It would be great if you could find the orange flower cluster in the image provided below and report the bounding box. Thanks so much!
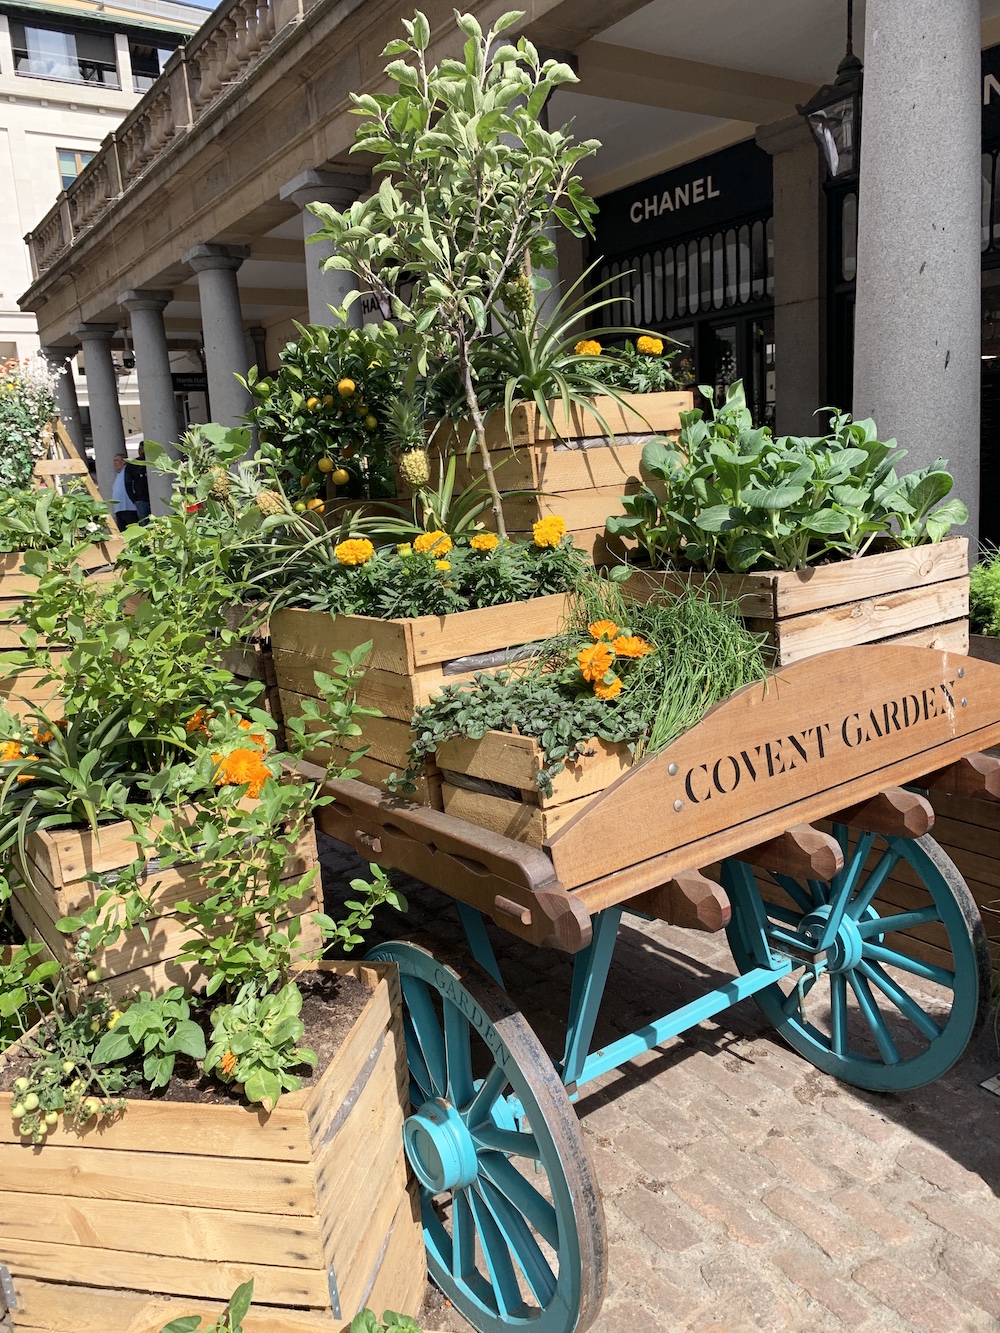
[0,740,23,763]
[470,532,499,553]
[576,620,654,702]
[414,530,452,556]
[532,516,567,548]
[212,747,272,799]
[220,1049,238,1077]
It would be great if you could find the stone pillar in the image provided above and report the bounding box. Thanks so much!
[853,0,981,540]
[119,289,182,514]
[247,325,268,375]
[757,115,825,436]
[40,346,85,455]
[279,170,368,326]
[181,244,252,427]
[70,323,125,502]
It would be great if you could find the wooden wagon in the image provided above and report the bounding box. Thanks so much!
[307,643,1000,1333]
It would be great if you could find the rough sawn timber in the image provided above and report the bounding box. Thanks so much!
[0,963,424,1333]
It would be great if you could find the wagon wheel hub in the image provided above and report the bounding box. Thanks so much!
[405,1097,481,1192]
[798,904,864,972]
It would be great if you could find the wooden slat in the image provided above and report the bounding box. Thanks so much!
[433,390,691,451]
[765,577,969,664]
[0,1235,329,1307]
[436,731,632,806]
[441,782,597,847]
[269,609,413,673]
[279,693,415,768]
[500,483,645,534]
[407,594,570,668]
[549,645,1000,895]
[769,538,968,617]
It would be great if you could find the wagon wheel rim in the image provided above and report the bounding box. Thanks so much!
[366,939,607,1333]
[722,831,990,1091]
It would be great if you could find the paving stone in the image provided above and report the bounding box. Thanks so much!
[614,1122,688,1181]
[671,1173,777,1247]
[762,1186,869,1260]
[772,1249,870,1325]
[699,1253,805,1333]
[821,1094,897,1144]
[756,1135,836,1192]
[614,1183,703,1253]
[910,1193,1000,1250]
[896,1142,990,1196]
[832,1186,914,1243]
[686,1134,778,1197]
[853,1257,966,1333]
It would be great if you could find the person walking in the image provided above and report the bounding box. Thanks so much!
[111,453,139,530]
[126,442,151,524]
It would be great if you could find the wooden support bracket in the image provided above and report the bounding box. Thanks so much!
[736,823,844,881]
[920,752,1000,803]
[628,869,731,933]
[830,786,934,838]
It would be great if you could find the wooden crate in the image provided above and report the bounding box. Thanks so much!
[438,730,633,849]
[0,961,426,1333]
[630,539,969,665]
[270,594,572,809]
[10,818,322,1000]
[424,391,692,561]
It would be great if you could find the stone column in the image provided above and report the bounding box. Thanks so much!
[181,243,252,427]
[119,289,182,515]
[40,346,85,455]
[70,323,125,502]
[757,115,824,436]
[853,0,981,540]
[247,325,268,375]
[279,170,368,326]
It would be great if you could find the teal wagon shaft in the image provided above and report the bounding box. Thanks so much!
[309,645,1000,1333]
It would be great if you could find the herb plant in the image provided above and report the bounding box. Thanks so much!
[160,1280,255,1333]
[607,380,968,572]
[91,987,207,1089]
[203,980,315,1111]
[307,9,599,536]
[0,942,59,1051]
[970,550,1000,637]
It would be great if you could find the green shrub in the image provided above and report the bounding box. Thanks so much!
[0,355,59,491]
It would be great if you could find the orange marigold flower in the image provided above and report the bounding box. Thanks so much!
[414,530,452,556]
[636,335,664,356]
[613,634,653,658]
[31,726,54,744]
[0,741,23,763]
[532,515,568,548]
[220,1049,238,1077]
[470,532,499,552]
[574,339,602,356]
[212,747,272,799]
[435,559,451,572]
[577,642,613,684]
[594,676,623,700]
[588,619,621,641]
[185,708,212,735]
[335,538,375,566]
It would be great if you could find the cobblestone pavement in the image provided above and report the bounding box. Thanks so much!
[319,838,1000,1333]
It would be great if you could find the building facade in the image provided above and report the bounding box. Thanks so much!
[0,0,201,441]
[11,0,995,535]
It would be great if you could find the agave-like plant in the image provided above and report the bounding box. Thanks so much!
[473,264,675,449]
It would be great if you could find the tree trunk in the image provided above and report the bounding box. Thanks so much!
[458,336,507,540]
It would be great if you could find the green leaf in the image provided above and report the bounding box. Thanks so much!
[227,1279,255,1327]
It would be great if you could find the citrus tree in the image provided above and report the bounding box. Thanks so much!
[306,9,599,537]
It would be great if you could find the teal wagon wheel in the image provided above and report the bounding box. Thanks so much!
[722,830,990,1092]
[366,939,607,1333]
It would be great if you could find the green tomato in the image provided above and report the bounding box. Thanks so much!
[86,968,102,983]
[10,1103,25,1119]
[61,1060,75,1075]
[81,1097,101,1119]
[12,1076,29,1094]
[23,1093,39,1112]
[44,1110,59,1127]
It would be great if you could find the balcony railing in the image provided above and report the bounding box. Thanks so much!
[24,0,284,282]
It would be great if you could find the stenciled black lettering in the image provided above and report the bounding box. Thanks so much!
[787,731,810,766]
[712,755,741,795]
[842,713,862,748]
[883,699,902,733]
[939,679,957,710]
[866,709,884,741]
[901,694,921,727]
[740,749,758,781]
[684,765,712,803]
[815,722,831,758]
[764,741,786,777]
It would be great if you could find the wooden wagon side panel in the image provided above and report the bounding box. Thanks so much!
[547,645,1000,899]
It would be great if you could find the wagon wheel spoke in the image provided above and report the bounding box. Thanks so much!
[723,832,990,1091]
[367,939,607,1333]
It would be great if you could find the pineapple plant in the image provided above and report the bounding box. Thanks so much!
[388,395,430,491]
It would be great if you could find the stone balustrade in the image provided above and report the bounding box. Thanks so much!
[25,0,282,279]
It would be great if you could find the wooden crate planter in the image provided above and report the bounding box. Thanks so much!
[438,730,633,849]
[9,818,322,1001]
[427,391,692,561]
[0,960,426,1333]
[270,594,572,808]
[630,538,969,666]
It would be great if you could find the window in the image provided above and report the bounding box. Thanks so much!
[9,19,118,87]
[57,148,96,190]
[128,40,175,93]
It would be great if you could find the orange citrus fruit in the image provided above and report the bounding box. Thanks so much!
[337,378,356,397]
[331,468,350,486]
[317,457,334,473]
